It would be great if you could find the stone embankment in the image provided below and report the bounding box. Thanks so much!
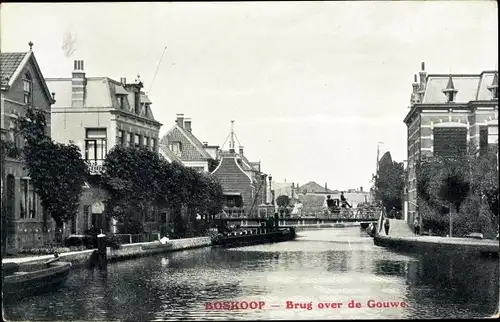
[374,217,499,257]
[3,237,212,268]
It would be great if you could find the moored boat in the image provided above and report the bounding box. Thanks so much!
[2,260,72,297]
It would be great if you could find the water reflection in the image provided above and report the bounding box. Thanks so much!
[3,228,498,320]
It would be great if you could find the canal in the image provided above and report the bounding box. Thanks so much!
[4,227,499,320]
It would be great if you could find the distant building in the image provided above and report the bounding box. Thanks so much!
[211,121,268,217]
[1,42,56,251]
[159,114,214,172]
[46,60,162,235]
[299,181,334,194]
[403,62,498,225]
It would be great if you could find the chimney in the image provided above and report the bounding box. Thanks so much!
[239,146,244,155]
[203,141,208,147]
[325,182,328,192]
[418,61,427,99]
[72,60,86,108]
[184,118,192,132]
[120,77,127,85]
[176,114,184,128]
[360,186,363,192]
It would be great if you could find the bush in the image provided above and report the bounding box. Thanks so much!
[107,235,122,249]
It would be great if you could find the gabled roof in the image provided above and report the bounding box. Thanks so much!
[299,181,333,193]
[1,51,55,104]
[211,154,254,188]
[160,124,212,161]
[158,144,183,163]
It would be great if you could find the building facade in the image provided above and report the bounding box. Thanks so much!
[403,62,498,226]
[211,130,269,218]
[159,114,214,172]
[46,60,162,235]
[1,43,56,252]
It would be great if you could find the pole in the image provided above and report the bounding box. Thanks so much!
[449,204,453,238]
[1,139,6,256]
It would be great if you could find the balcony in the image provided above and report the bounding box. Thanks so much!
[85,159,104,175]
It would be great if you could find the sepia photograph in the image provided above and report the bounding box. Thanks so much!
[1,1,498,321]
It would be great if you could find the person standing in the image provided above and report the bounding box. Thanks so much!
[384,217,390,235]
[414,216,420,236]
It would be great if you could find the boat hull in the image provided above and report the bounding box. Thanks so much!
[3,261,72,297]
[213,229,296,248]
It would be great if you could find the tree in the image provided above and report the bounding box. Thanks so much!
[276,195,291,216]
[374,152,404,212]
[102,145,166,234]
[19,107,89,243]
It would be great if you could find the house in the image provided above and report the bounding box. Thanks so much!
[211,122,269,217]
[45,60,162,236]
[1,42,56,252]
[299,181,333,194]
[403,62,498,225]
[159,114,215,172]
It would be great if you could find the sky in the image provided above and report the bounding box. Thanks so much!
[1,2,498,191]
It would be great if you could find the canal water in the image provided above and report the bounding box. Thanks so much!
[3,227,499,320]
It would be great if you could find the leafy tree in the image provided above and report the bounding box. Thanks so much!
[19,107,89,243]
[102,145,165,234]
[276,195,291,216]
[374,152,404,212]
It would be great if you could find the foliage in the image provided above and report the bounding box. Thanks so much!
[1,139,21,158]
[19,107,89,242]
[374,154,404,212]
[102,146,166,233]
[276,195,291,207]
[208,158,220,173]
[416,142,499,237]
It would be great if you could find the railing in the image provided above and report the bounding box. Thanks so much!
[85,159,104,175]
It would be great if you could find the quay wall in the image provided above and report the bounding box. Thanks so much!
[107,237,211,262]
[3,237,212,268]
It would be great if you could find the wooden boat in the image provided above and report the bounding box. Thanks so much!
[2,260,72,297]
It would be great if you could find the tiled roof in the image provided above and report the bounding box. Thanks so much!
[422,71,498,104]
[299,181,332,193]
[211,155,253,192]
[0,52,27,86]
[160,124,212,162]
[159,144,183,163]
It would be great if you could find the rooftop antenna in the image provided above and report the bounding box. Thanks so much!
[221,120,242,151]
[148,45,168,95]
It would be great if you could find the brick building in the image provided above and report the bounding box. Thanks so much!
[1,43,56,252]
[403,62,498,225]
[211,122,269,217]
[159,114,214,172]
[46,60,162,235]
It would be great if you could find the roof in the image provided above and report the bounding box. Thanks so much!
[1,52,26,86]
[299,181,333,193]
[46,77,159,123]
[159,144,183,163]
[160,124,212,162]
[211,155,254,190]
[1,51,55,104]
[422,71,498,104]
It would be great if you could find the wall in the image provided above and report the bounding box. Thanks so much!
[2,55,54,252]
[107,237,211,261]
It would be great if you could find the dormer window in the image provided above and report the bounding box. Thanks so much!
[23,72,32,104]
[488,72,498,100]
[442,75,458,103]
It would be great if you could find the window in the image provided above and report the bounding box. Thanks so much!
[85,128,107,161]
[20,179,28,219]
[134,134,140,147]
[169,141,182,155]
[479,126,488,157]
[23,73,32,105]
[117,130,126,147]
[119,96,125,109]
[433,127,467,157]
[143,136,149,148]
[28,182,36,219]
[83,205,91,231]
[128,133,134,146]
[151,138,157,151]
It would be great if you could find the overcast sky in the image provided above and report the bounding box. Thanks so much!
[1,2,497,191]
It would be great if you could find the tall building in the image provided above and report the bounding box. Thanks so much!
[403,62,498,225]
[46,60,162,235]
[1,42,56,251]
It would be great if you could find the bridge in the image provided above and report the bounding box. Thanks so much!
[221,216,379,229]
